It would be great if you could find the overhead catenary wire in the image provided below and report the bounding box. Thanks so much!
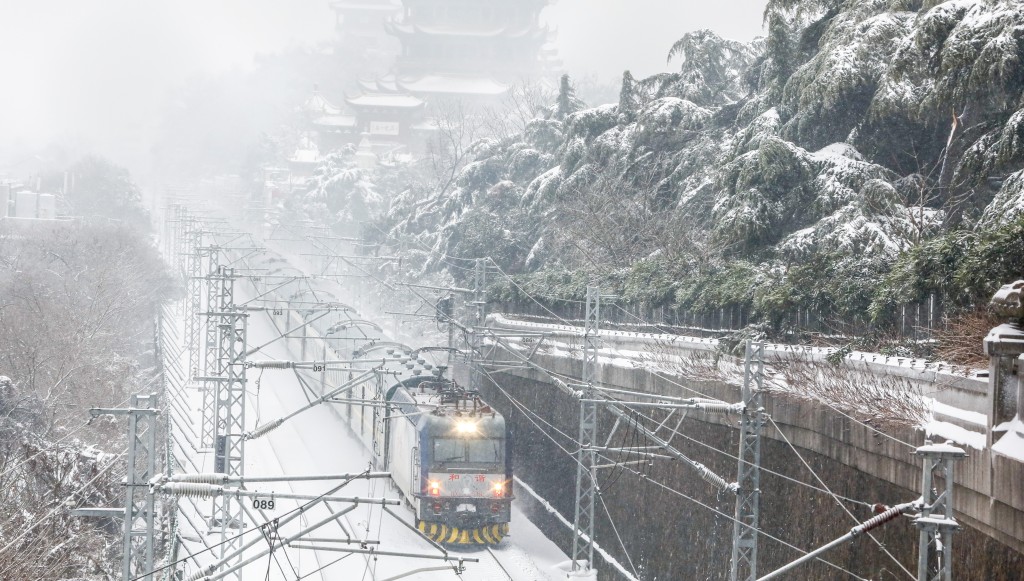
[295,552,354,580]
[230,221,915,579]
[615,461,873,581]
[484,263,919,451]
[485,353,877,510]
[264,225,888,577]
[480,353,907,577]
[478,367,871,581]
[237,228,886,479]
[609,395,877,510]
[767,416,916,580]
[595,302,920,450]
[131,470,377,581]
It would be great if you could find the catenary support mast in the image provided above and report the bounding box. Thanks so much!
[731,340,765,581]
[209,265,248,581]
[572,285,601,573]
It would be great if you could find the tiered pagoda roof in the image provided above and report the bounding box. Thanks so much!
[379,0,551,99]
[386,21,544,40]
[345,93,425,110]
[396,74,508,97]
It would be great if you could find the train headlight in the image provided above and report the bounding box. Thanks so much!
[428,480,441,496]
[455,420,478,435]
[492,481,505,497]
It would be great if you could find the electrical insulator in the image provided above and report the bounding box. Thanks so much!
[245,418,284,440]
[694,462,731,492]
[169,473,228,484]
[250,360,292,369]
[694,402,742,414]
[162,483,223,499]
[851,502,912,536]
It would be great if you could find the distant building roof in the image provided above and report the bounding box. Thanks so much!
[388,21,540,39]
[346,93,425,109]
[358,75,399,93]
[397,74,509,96]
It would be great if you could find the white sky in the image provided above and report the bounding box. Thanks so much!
[545,0,767,78]
[0,0,766,169]
[0,0,334,160]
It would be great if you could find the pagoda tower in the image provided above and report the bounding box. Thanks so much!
[382,0,553,100]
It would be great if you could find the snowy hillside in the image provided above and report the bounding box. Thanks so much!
[356,0,1024,335]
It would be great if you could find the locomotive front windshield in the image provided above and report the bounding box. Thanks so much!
[433,438,502,465]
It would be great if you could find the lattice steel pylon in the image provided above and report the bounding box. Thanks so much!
[915,442,965,581]
[163,204,178,266]
[126,394,159,581]
[88,394,160,581]
[572,285,601,573]
[730,340,765,581]
[200,245,222,449]
[184,227,203,374]
[174,207,190,278]
[210,265,248,580]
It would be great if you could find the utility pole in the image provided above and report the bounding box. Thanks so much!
[731,340,765,581]
[572,285,601,574]
[79,394,160,581]
[915,442,965,581]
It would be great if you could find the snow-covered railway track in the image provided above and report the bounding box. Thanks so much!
[479,547,514,580]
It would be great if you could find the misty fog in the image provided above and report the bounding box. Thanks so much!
[4,1,1024,579]
[0,0,765,184]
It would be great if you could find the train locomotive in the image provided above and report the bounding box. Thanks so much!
[384,375,513,546]
[240,245,513,546]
